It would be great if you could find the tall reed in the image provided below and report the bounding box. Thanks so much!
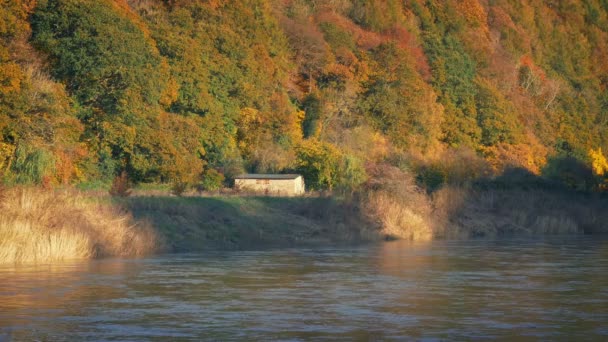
[362,165,434,241]
[0,187,158,264]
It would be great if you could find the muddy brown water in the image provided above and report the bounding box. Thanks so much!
[1,236,607,340]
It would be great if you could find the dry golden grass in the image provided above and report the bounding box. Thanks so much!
[2,175,602,264]
[364,191,433,241]
[0,187,158,264]
[362,164,434,241]
[359,164,605,242]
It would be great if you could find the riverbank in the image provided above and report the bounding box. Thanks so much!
[116,183,608,251]
[433,186,608,237]
[120,195,378,252]
[1,182,608,264]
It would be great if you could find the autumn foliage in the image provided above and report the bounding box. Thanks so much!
[0,0,607,193]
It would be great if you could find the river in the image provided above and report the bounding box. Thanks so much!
[1,236,607,340]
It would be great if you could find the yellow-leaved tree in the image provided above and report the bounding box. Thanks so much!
[589,147,608,190]
[589,148,608,176]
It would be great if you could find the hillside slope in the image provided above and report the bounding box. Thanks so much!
[1,0,607,191]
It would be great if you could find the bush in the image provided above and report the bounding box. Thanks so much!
[541,156,596,191]
[109,171,132,197]
[295,140,342,190]
[443,148,491,185]
[10,144,55,185]
[336,154,367,191]
[171,180,189,197]
[0,183,5,204]
[199,169,225,192]
[486,167,547,190]
[416,165,447,193]
[362,164,434,241]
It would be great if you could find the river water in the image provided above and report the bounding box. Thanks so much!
[1,236,607,341]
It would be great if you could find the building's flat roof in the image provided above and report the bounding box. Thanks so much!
[235,174,301,180]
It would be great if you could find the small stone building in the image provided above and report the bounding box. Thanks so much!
[234,174,305,196]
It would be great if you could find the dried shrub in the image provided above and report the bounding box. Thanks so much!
[41,175,53,190]
[0,183,6,204]
[362,164,434,241]
[171,180,189,197]
[109,171,132,197]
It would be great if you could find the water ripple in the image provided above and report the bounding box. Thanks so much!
[1,236,607,340]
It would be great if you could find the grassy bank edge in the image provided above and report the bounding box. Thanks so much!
[2,182,608,264]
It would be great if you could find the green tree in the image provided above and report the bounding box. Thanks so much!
[295,139,342,190]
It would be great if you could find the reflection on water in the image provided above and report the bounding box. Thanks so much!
[1,237,608,340]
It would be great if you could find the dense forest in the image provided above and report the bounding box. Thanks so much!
[1,0,608,192]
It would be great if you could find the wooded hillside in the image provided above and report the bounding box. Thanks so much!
[1,0,607,191]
